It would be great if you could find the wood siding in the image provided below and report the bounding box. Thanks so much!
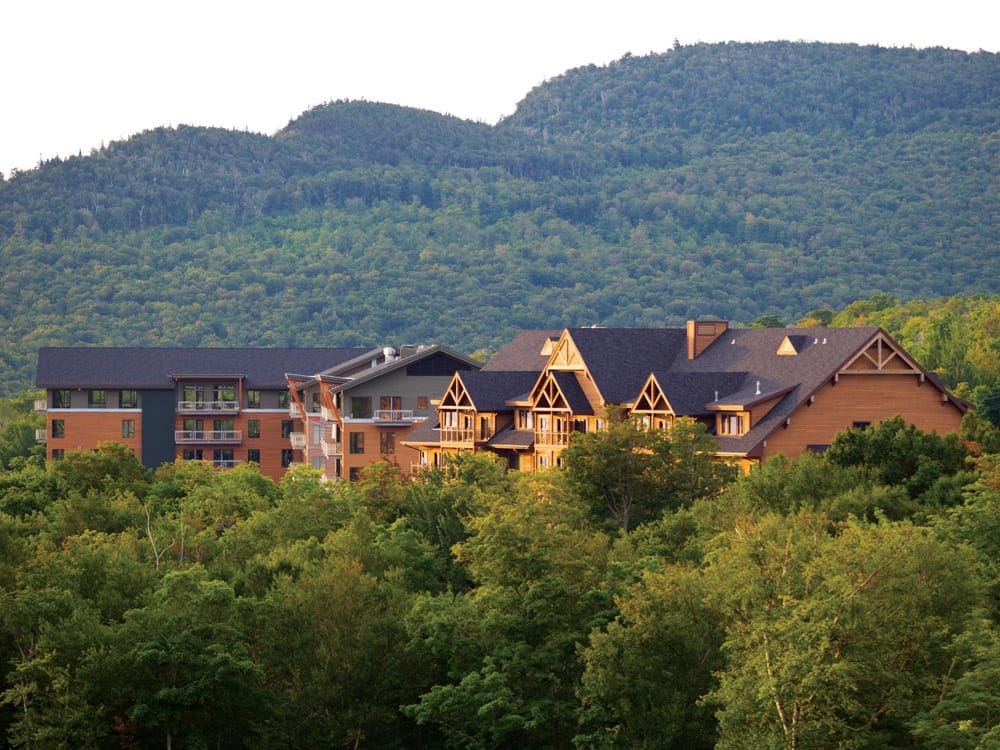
[761,373,964,460]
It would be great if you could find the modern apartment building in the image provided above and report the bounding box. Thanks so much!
[286,345,481,480]
[34,346,431,481]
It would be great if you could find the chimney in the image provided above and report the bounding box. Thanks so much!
[687,320,729,359]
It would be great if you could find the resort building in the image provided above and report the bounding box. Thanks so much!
[405,322,969,472]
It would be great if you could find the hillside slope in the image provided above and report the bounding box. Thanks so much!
[0,42,997,394]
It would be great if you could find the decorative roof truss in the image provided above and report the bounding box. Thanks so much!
[632,375,675,418]
[532,373,572,412]
[838,332,924,380]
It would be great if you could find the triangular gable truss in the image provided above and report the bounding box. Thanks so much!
[632,374,676,417]
[439,374,475,410]
[531,373,573,412]
[547,333,586,371]
[838,331,924,380]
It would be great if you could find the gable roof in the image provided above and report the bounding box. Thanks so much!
[36,347,370,390]
[456,371,540,412]
[482,330,561,372]
[565,328,687,404]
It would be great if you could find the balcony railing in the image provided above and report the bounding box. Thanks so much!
[177,400,240,414]
[212,460,243,470]
[321,439,342,457]
[289,403,303,418]
[373,409,415,424]
[35,428,47,443]
[439,427,475,445]
[34,399,47,412]
[174,430,243,444]
[289,432,306,448]
[534,429,571,447]
[321,405,337,422]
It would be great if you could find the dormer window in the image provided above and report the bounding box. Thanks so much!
[720,413,746,436]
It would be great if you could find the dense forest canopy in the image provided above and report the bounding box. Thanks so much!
[1,410,999,747]
[0,41,997,394]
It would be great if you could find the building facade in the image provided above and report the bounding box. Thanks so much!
[405,322,969,472]
[35,345,473,481]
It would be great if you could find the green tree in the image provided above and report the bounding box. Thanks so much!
[564,415,734,531]
[704,512,984,749]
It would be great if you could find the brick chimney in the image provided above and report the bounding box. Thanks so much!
[687,320,729,359]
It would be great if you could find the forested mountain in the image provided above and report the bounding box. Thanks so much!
[0,41,997,394]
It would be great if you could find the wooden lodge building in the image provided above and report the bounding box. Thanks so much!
[35,345,477,481]
[404,321,969,473]
[35,322,968,480]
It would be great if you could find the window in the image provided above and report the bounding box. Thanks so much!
[182,418,203,439]
[416,396,429,410]
[213,448,234,467]
[310,393,322,413]
[479,416,491,440]
[380,431,396,454]
[311,456,325,470]
[349,467,362,481]
[807,444,830,454]
[213,419,235,436]
[350,396,372,419]
[379,395,401,412]
[51,449,64,460]
[121,419,135,438]
[517,409,534,430]
[281,449,294,468]
[120,389,137,409]
[311,423,323,445]
[246,390,261,409]
[281,420,293,438]
[573,419,588,433]
[349,432,365,454]
[247,419,261,438]
[51,419,65,438]
[183,449,203,460]
[214,384,235,403]
[852,421,871,430]
[720,414,744,436]
[247,449,260,464]
[52,389,71,408]
[277,391,289,409]
[88,390,107,408]
[182,384,205,405]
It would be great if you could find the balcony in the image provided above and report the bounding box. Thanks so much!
[439,426,475,446]
[177,400,240,414]
[321,438,342,457]
[289,432,306,449]
[289,403,303,418]
[174,430,243,444]
[34,399,47,412]
[212,460,243,470]
[35,428,47,443]
[534,429,570,447]
[373,409,416,425]
[321,405,337,422]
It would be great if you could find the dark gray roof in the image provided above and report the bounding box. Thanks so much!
[400,414,439,445]
[459,371,540,412]
[551,371,594,415]
[566,328,687,404]
[487,424,535,449]
[36,347,370,390]
[650,371,749,415]
[482,330,561,372]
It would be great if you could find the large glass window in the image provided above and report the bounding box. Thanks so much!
[281,449,294,468]
[52,389,71,408]
[121,419,135,438]
[349,432,365,454]
[247,419,261,438]
[246,390,261,409]
[213,384,235,403]
[277,391,290,409]
[350,396,372,419]
[247,449,260,464]
[281,420,293,438]
[183,449,203,460]
[120,389,137,409]
[183,384,205,405]
[51,419,65,438]
[88,390,107,408]
[380,431,396,454]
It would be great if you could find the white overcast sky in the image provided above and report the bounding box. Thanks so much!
[2,0,997,177]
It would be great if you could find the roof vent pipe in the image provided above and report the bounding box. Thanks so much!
[756,380,761,395]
